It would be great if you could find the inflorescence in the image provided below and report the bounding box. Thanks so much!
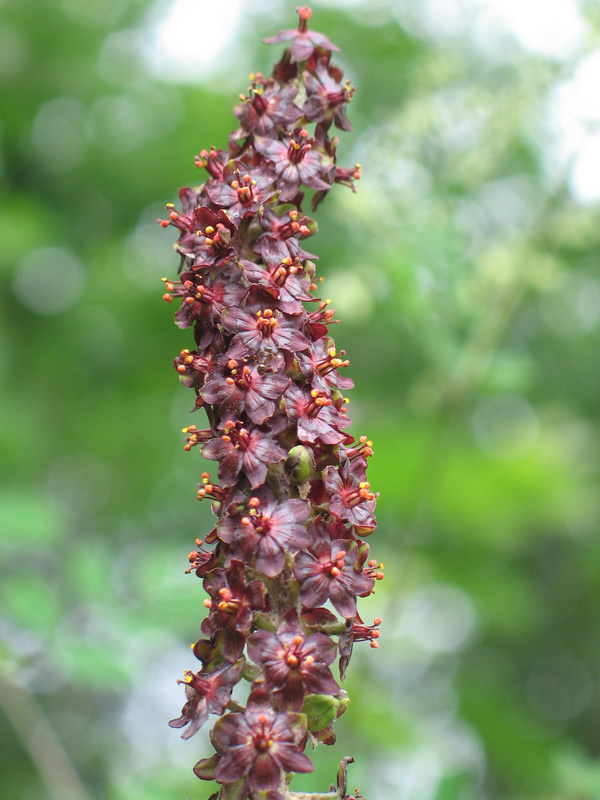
[160,8,381,799]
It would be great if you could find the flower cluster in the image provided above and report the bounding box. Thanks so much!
[160,8,382,799]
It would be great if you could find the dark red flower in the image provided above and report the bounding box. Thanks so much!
[240,256,315,315]
[284,383,351,445]
[296,337,354,392]
[247,610,339,710]
[212,689,313,792]
[263,6,339,63]
[166,266,246,348]
[217,495,310,577]
[254,206,316,263]
[303,61,354,132]
[178,207,239,272]
[202,420,288,488]
[202,561,267,661]
[255,129,331,202]
[338,615,382,681]
[293,520,374,618]
[169,660,244,739]
[323,453,377,534]
[206,161,277,221]
[201,357,290,425]
[222,305,311,363]
[195,146,229,181]
[233,77,303,139]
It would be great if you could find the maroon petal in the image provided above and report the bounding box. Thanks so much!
[256,543,285,578]
[302,662,339,695]
[273,743,314,774]
[328,581,357,619]
[262,29,295,45]
[248,752,281,792]
[293,551,321,581]
[289,36,315,62]
[215,745,255,784]
[299,574,330,609]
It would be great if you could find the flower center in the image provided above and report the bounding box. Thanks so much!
[253,713,274,751]
[287,129,312,164]
[200,223,228,252]
[326,550,347,577]
[225,360,253,391]
[305,388,331,418]
[231,172,256,205]
[344,481,375,508]
[256,308,279,337]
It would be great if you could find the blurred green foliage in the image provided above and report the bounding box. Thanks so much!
[2,1,600,799]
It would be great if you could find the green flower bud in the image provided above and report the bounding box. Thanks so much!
[286,444,316,483]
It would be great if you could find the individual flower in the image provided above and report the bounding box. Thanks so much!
[172,335,228,408]
[232,77,303,139]
[303,61,354,132]
[254,206,316,263]
[194,146,229,180]
[263,6,339,63]
[296,337,354,392]
[202,420,288,489]
[211,689,313,792]
[177,206,238,271]
[165,266,246,347]
[323,452,377,533]
[338,615,382,681]
[222,305,311,362]
[247,610,339,710]
[240,256,314,315]
[169,660,244,739]
[202,561,267,661]
[200,357,290,425]
[284,383,351,445]
[217,495,310,577]
[255,128,331,202]
[293,519,375,618]
[206,161,277,220]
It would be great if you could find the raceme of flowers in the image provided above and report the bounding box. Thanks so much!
[160,8,383,799]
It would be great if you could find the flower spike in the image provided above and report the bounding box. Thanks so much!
[160,8,379,799]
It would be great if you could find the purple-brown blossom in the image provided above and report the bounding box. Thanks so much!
[217,495,310,577]
[293,519,375,618]
[248,610,339,710]
[212,690,313,792]
[169,660,244,739]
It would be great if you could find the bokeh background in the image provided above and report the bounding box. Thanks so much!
[2,0,600,798]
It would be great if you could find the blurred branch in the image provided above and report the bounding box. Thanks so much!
[0,666,94,800]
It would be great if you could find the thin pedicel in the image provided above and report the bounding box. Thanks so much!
[159,8,382,799]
